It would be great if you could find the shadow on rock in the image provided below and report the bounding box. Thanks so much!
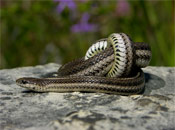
[21,90,43,93]
[143,73,165,95]
[21,90,47,97]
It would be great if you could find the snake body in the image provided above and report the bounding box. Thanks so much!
[16,33,151,95]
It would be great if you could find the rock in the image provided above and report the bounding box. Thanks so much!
[0,63,174,130]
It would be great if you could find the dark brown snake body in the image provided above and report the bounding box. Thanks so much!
[16,33,151,95]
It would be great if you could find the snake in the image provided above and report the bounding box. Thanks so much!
[16,33,152,95]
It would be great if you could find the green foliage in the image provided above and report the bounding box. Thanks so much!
[0,0,174,69]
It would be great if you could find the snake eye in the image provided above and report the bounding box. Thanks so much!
[21,80,29,84]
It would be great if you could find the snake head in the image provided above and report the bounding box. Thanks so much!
[16,77,41,91]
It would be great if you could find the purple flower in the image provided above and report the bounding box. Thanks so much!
[54,0,76,13]
[71,13,98,33]
[116,0,130,16]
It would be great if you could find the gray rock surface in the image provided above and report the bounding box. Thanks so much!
[0,63,174,130]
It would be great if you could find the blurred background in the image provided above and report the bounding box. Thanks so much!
[0,0,174,69]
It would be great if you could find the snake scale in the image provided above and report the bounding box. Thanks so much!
[16,33,152,95]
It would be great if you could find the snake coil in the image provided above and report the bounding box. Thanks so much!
[85,33,151,77]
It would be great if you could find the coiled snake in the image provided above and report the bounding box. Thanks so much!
[16,33,152,95]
